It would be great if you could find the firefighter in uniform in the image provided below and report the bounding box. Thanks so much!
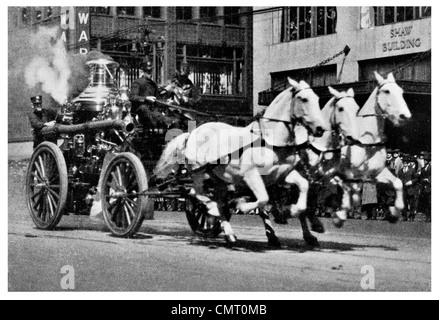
[172,59,201,107]
[129,61,170,128]
[28,95,62,149]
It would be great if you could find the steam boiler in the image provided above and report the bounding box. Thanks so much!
[26,58,146,235]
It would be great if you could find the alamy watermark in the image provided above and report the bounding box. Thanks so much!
[60,265,75,290]
[361,265,376,290]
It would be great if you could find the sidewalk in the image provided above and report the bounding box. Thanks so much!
[8,141,34,162]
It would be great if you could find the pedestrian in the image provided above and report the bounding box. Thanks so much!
[27,95,63,149]
[418,154,431,222]
[389,150,403,175]
[361,182,378,220]
[398,156,419,221]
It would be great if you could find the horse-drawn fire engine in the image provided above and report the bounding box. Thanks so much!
[25,58,218,238]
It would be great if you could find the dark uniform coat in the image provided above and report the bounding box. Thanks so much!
[398,165,418,196]
[28,108,61,149]
[129,75,173,128]
[172,72,201,107]
[129,76,158,111]
[398,164,419,218]
[418,162,431,216]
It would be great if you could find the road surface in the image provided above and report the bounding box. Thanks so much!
[9,160,431,291]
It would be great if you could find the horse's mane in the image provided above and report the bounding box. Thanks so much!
[270,88,292,107]
[321,97,335,126]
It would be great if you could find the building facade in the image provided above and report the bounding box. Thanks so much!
[254,6,431,152]
[9,6,253,142]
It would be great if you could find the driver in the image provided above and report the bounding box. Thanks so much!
[129,61,170,128]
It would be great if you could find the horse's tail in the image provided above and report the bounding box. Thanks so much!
[154,132,190,179]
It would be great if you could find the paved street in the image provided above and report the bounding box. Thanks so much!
[9,160,431,292]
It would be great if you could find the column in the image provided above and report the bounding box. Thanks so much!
[135,7,143,19]
[165,7,177,82]
[217,7,225,43]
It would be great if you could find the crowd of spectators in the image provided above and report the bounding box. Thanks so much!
[315,150,431,223]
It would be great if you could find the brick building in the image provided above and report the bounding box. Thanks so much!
[254,6,431,153]
[8,6,253,142]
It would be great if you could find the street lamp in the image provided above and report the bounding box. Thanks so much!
[154,36,166,84]
[130,39,138,56]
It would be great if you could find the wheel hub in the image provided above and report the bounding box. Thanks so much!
[112,191,127,198]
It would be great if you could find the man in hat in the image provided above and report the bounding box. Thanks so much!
[172,59,201,107]
[28,95,62,149]
[398,155,419,221]
[389,149,403,175]
[418,153,431,222]
[129,61,169,128]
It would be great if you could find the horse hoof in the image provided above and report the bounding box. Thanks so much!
[289,205,304,218]
[274,217,288,225]
[268,236,282,248]
[332,217,345,228]
[304,235,320,247]
[387,215,399,224]
[311,220,325,234]
[225,234,237,244]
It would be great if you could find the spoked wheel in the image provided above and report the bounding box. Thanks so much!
[101,153,149,238]
[26,142,68,230]
[185,196,232,238]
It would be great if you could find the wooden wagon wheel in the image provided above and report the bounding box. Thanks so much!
[101,153,149,238]
[26,142,68,230]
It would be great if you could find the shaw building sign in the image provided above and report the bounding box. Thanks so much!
[61,7,90,55]
[383,24,422,52]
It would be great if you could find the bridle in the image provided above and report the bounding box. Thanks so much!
[357,81,397,119]
[259,87,315,137]
[311,95,357,155]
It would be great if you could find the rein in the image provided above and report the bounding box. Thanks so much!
[257,87,313,146]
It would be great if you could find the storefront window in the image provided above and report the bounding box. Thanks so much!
[281,7,336,43]
[359,54,431,82]
[375,7,431,26]
[200,7,217,23]
[176,7,193,21]
[177,44,244,96]
[35,10,42,21]
[224,7,241,25]
[143,7,161,19]
[22,8,29,25]
[90,7,111,15]
[421,7,431,18]
[117,7,135,16]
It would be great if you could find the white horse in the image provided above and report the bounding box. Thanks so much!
[342,72,412,221]
[295,87,361,246]
[154,78,327,244]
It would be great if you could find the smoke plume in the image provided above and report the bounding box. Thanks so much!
[8,22,114,140]
[20,27,70,104]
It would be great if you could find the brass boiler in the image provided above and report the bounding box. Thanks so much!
[72,58,120,114]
